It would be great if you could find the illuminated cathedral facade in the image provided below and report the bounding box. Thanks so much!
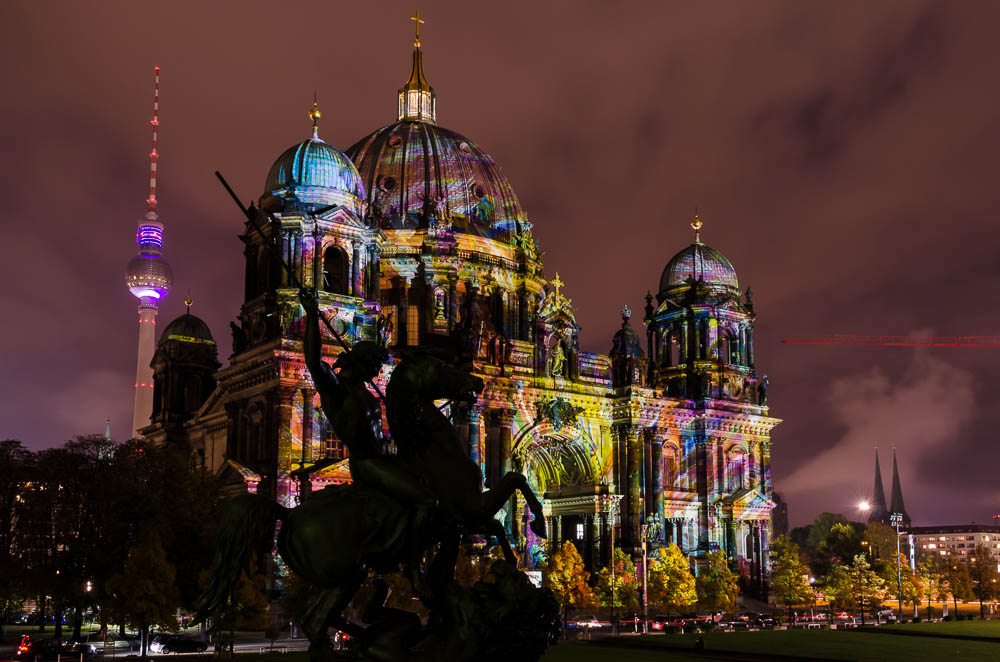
[140,28,780,592]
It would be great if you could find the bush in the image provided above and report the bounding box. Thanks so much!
[943,615,955,622]
[912,617,922,623]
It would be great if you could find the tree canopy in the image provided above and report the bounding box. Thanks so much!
[646,544,697,617]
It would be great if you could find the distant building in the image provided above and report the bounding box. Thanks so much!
[910,524,1000,571]
[868,447,910,528]
[771,492,789,536]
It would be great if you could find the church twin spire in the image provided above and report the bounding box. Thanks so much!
[869,446,910,527]
[398,11,436,123]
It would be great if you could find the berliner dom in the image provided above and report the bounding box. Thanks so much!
[138,19,780,597]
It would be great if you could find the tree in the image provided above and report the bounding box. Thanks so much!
[847,554,885,625]
[105,531,181,659]
[646,544,697,618]
[822,565,855,618]
[879,552,922,618]
[696,551,738,615]
[944,555,974,615]
[541,542,597,636]
[770,536,813,623]
[863,522,899,572]
[804,513,852,554]
[207,564,269,656]
[918,554,946,619]
[0,440,29,643]
[595,548,640,614]
[968,545,999,618]
[812,523,863,579]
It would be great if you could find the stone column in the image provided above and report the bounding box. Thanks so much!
[399,277,410,346]
[351,242,361,296]
[695,435,710,552]
[518,286,529,340]
[747,328,755,368]
[367,244,381,301]
[651,439,664,544]
[447,274,458,333]
[591,513,602,572]
[626,425,642,551]
[467,405,482,469]
[499,409,514,475]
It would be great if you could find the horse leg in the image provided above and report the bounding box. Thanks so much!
[480,472,547,539]
[300,572,366,662]
[482,518,517,565]
[427,526,461,596]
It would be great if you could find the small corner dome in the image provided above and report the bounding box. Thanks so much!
[159,313,215,346]
[659,242,739,294]
[265,136,365,210]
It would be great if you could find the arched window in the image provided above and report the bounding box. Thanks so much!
[698,320,708,360]
[670,331,681,366]
[245,248,259,300]
[727,450,746,492]
[256,247,271,295]
[663,447,679,490]
[323,245,349,295]
[718,331,730,364]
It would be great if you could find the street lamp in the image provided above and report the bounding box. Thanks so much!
[601,493,623,636]
[890,512,904,621]
[640,514,662,635]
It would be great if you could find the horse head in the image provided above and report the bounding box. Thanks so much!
[390,347,484,406]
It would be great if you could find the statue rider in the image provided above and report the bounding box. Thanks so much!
[299,289,437,589]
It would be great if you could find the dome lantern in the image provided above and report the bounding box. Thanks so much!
[264,98,365,212]
[658,214,740,295]
[398,11,436,123]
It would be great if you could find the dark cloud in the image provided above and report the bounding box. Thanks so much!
[1,0,997,527]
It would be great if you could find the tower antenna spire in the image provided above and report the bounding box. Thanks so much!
[147,66,160,214]
[126,65,173,439]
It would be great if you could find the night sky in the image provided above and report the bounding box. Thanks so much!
[2,1,998,527]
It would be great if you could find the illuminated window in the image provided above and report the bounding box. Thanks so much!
[576,523,584,540]
[407,305,420,346]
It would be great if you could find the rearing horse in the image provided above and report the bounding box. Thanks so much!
[386,348,547,563]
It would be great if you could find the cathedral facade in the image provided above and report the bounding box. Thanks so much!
[141,36,780,592]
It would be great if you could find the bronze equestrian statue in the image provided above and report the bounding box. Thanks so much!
[196,290,557,661]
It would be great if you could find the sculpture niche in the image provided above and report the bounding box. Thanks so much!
[196,290,558,661]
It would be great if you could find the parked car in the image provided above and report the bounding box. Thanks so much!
[149,635,208,654]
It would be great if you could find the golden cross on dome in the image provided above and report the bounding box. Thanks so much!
[410,10,425,48]
[308,93,321,134]
[184,296,193,314]
[550,273,564,295]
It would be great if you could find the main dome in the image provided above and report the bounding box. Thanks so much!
[265,135,365,210]
[346,121,528,236]
[659,242,739,294]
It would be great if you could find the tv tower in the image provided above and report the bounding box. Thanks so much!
[125,66,173,438]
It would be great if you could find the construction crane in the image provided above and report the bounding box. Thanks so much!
[782,334,1000,347]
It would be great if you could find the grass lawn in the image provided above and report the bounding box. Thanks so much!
[542,641,703,661]
[880,618,1000,638]
[611,627,1000,662]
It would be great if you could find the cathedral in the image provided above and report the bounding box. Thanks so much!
[138,25,781,594]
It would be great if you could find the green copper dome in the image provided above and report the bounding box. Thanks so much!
[265,136,365,210]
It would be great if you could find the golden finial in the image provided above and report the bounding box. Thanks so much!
[184,296,193,314]
[550,273,564,295]
[410,10,425,48]
[691,210,703,244]
[308,94,321,139]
